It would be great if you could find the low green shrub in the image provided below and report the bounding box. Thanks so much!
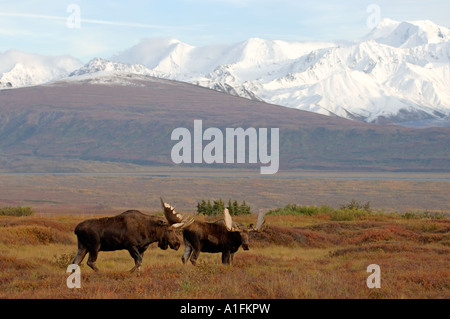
[329,199,374,221]
[267,204,333,216]
[401,211,447,220]
[340,199,372,212]
[330,208,374,221]
[0,206,34,217]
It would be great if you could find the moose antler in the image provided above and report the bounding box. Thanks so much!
[224,208,265,232]
[160,197,194,228]
[223,208,240,232]
[252,212,265,232]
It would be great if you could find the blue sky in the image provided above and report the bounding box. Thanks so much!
[0,0,449,61]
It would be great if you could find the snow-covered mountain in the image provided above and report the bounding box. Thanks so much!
[69,57,152,77]
[362,18,449,48]
[110,19,450,126]
[0,50,82,88]
[2,19,450,127]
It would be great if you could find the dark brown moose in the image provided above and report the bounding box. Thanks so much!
[161,199,264,266]
[72,205,193,274]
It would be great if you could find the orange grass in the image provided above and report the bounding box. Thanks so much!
[0,213,448,299]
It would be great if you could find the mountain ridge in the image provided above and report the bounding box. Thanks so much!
[0,74,449,173]
[1,19,449,127]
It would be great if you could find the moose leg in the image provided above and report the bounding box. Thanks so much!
[222,251,232,265]
[189,249,201,266]
[128,246,143,274]
[72,240,88,265]
[138,244,149,257]
[87,250,100,272]
[72,247,87,265]
[184,236,201,266]
[182,245,192,264]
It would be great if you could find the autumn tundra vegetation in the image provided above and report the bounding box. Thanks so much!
[0,199,449,299]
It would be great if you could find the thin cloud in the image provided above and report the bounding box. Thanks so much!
[0,12,183,30]
[0,12,66,21]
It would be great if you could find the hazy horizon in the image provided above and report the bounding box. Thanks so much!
[0,1,449,61]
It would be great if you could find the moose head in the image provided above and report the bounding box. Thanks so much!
[223,208,265,250]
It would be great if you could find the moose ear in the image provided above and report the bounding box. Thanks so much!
[157,220,167,226]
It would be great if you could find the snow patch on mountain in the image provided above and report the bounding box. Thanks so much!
[0,50,82,88]
[363,19,450,48]
[69,57,154,77]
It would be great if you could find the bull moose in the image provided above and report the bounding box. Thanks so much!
[72,204,193,274]
[161,198,264,265]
